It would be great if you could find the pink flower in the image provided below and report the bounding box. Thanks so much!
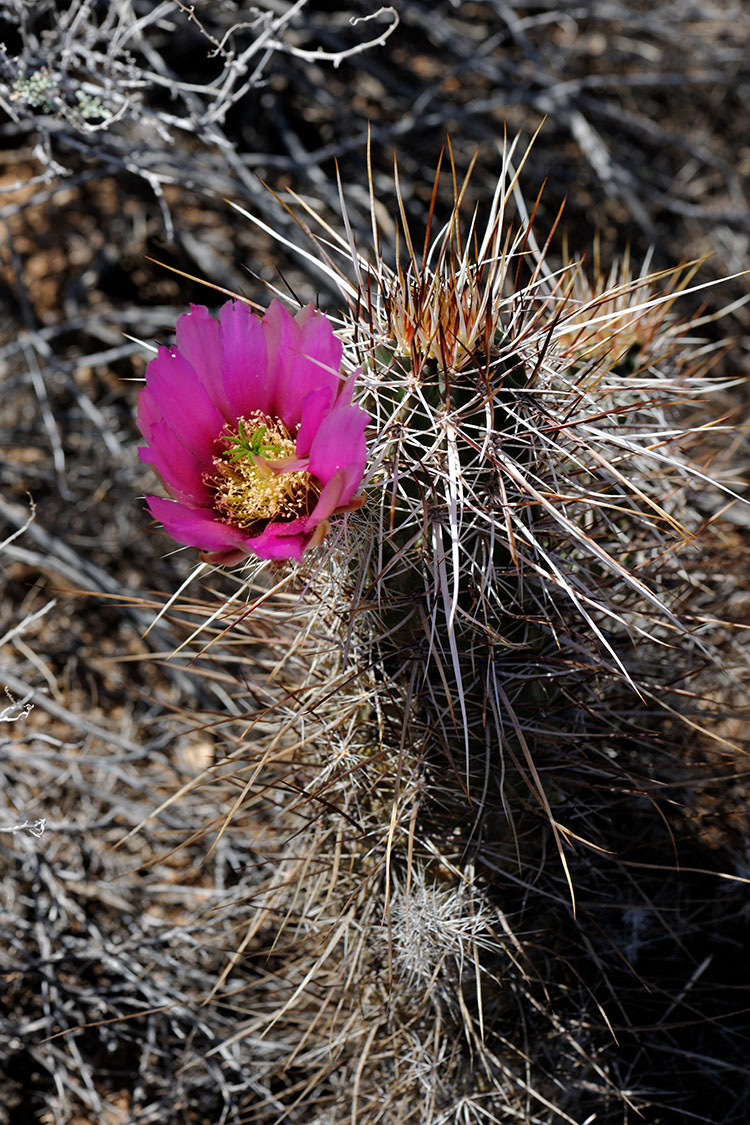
[137,300,368,564]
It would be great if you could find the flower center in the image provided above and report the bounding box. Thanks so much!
[208,413,319,528]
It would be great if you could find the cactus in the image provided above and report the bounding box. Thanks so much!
[138,133,747,1122]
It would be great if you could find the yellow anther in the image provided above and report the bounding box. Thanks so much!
[207,414,319,528]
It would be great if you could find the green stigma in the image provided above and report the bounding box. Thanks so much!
[221,418,284,464]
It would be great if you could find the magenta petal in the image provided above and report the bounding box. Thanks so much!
[137,387,162,444]
[308,403,368,491]
[175,305,229,418]
[296,305,343,372]
[144,347,224,462]
[306,470,348,525]
[265,456,308,473]
[245,519,311,562]
[281,308,343,428]
[334,369,360,409]
[293,303,318,331]
[295,384,334,457]
[145,496,246,553]
[219,301,270,420]
[262,301,299,427]
[139,420,212,505]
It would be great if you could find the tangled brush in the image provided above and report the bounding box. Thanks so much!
[133,132,750,1123]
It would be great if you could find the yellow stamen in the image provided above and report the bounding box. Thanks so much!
[207,414,319,528]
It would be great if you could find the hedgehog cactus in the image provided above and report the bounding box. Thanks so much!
[138,135,745,1121]
[234,138,729,798]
